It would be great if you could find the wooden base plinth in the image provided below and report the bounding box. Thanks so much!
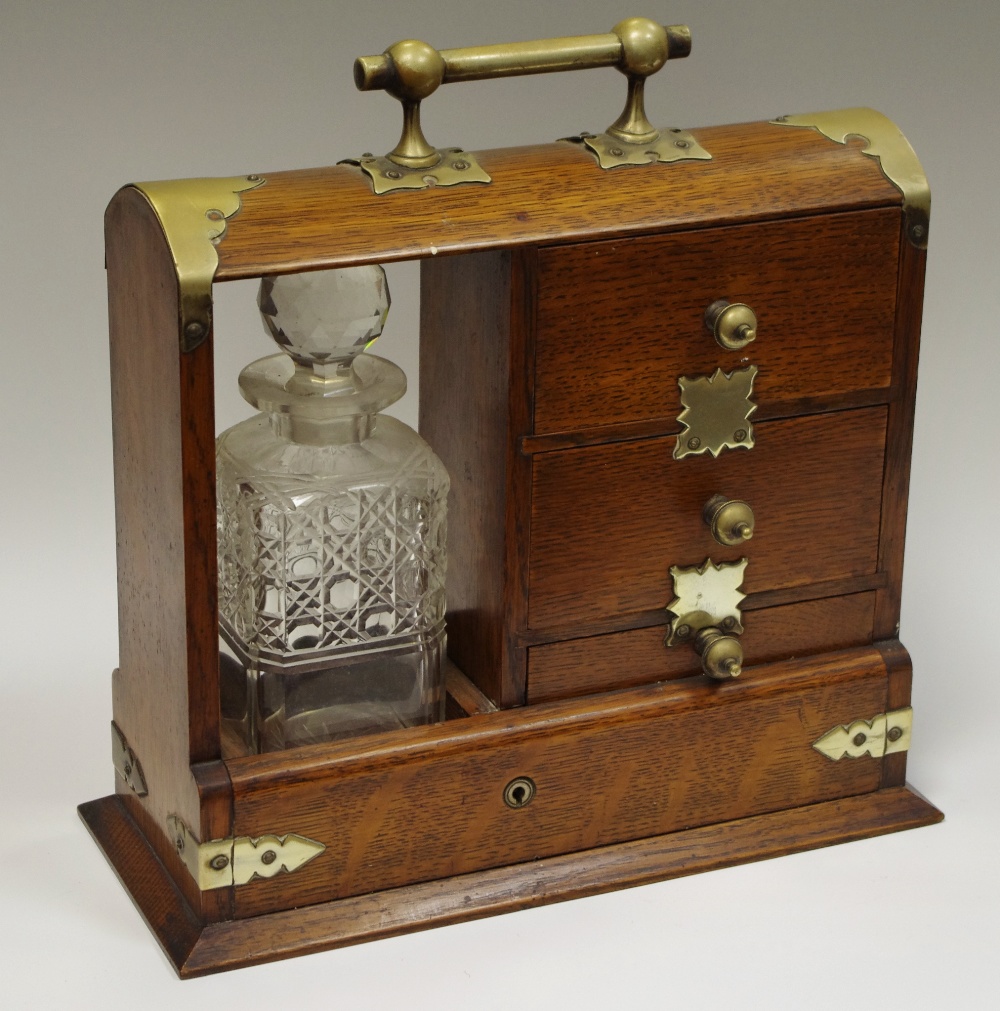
[79,786,942,978]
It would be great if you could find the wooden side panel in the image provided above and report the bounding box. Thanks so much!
[227,648,888,918]
[528,591,875,703]
[533,209,900,434]
[213,121,900,279]
[875,225,927,638]
[877,639,914,788]
[420,250,532,706]
[106,187,230,920]
[529,408,887,631]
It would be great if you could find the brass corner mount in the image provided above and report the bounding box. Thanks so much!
[772,108,929,248]
[132,174,266,350]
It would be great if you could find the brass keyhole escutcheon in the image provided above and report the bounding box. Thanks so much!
[703,494,755,546]
[705,299,758,351]
[503,776,536,809]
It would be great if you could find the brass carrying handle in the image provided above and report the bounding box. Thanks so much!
[355,18,691,167]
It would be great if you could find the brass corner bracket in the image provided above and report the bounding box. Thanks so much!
[166,815,326,891]
[111,722,147,797]
[771,108,930,248]
[812,707,913,761]
[131,174,265,351]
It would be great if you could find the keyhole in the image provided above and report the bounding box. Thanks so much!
[503,776,536,809]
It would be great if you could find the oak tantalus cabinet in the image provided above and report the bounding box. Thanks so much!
[80,22,941,977]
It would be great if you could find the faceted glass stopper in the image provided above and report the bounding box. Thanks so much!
[258,265,391,368]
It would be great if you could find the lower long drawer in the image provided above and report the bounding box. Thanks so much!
[226,647,893,919]
[527,591,875,703]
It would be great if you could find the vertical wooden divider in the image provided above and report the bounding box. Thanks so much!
[105,185,232,922]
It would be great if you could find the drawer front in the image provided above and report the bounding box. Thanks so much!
[528,407,886,631]
[527,592,875,704]
[533,208,900,435]
[229,649,888,918]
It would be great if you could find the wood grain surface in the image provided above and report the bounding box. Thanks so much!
[210,120,900,280]
[528,407,887,631]
[225,647,888,918]
[527,591,875,703]
[533,208,900,434]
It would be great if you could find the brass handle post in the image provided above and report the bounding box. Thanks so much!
[355,19,691,166]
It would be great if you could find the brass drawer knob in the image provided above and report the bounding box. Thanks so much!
[703,494,755,546]
[695,626,743,679]
[705,299,757,351]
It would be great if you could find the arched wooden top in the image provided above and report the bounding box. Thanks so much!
[203,115,902,279]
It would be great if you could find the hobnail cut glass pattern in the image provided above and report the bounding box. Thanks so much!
[258,266,390,367]
[218,428,446,666]
[217,415,448,750]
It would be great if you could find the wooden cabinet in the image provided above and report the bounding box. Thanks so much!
[81,110,941,976]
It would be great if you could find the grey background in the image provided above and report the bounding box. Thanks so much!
[2,1,997,1006]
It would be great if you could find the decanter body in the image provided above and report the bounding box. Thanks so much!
[217,267,448,752]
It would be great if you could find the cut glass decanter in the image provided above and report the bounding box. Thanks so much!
[217,265,449,752]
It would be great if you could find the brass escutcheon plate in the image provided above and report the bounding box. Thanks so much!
[675,364,758,460]
[664,557,748,647]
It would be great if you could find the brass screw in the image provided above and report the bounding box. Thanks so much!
[185,321,206,343]
[610,147,624,157]
[209,854,230,871]
[247,174,261,182]
[386,169,402,180]
[122,763,132,777]
[453,159,469,171]
[733,429,747,442]
[175,836,185,853]
[721,616,736,630]
[887,726,904,743]
[675,139,690,149]
[911,224,926,240]
[687,437,701,450]
[261,849,277,866]
[676,624,691,639]
[853,732,867,747]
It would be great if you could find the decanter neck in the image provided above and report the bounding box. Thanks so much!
[268,411,376,446]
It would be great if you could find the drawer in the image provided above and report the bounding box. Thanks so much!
[528,406,886,631]
[533,208,900,435]
[227,648,889,918]
[527,592,875,704]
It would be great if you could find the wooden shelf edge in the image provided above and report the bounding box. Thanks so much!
[79,786,942,978]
